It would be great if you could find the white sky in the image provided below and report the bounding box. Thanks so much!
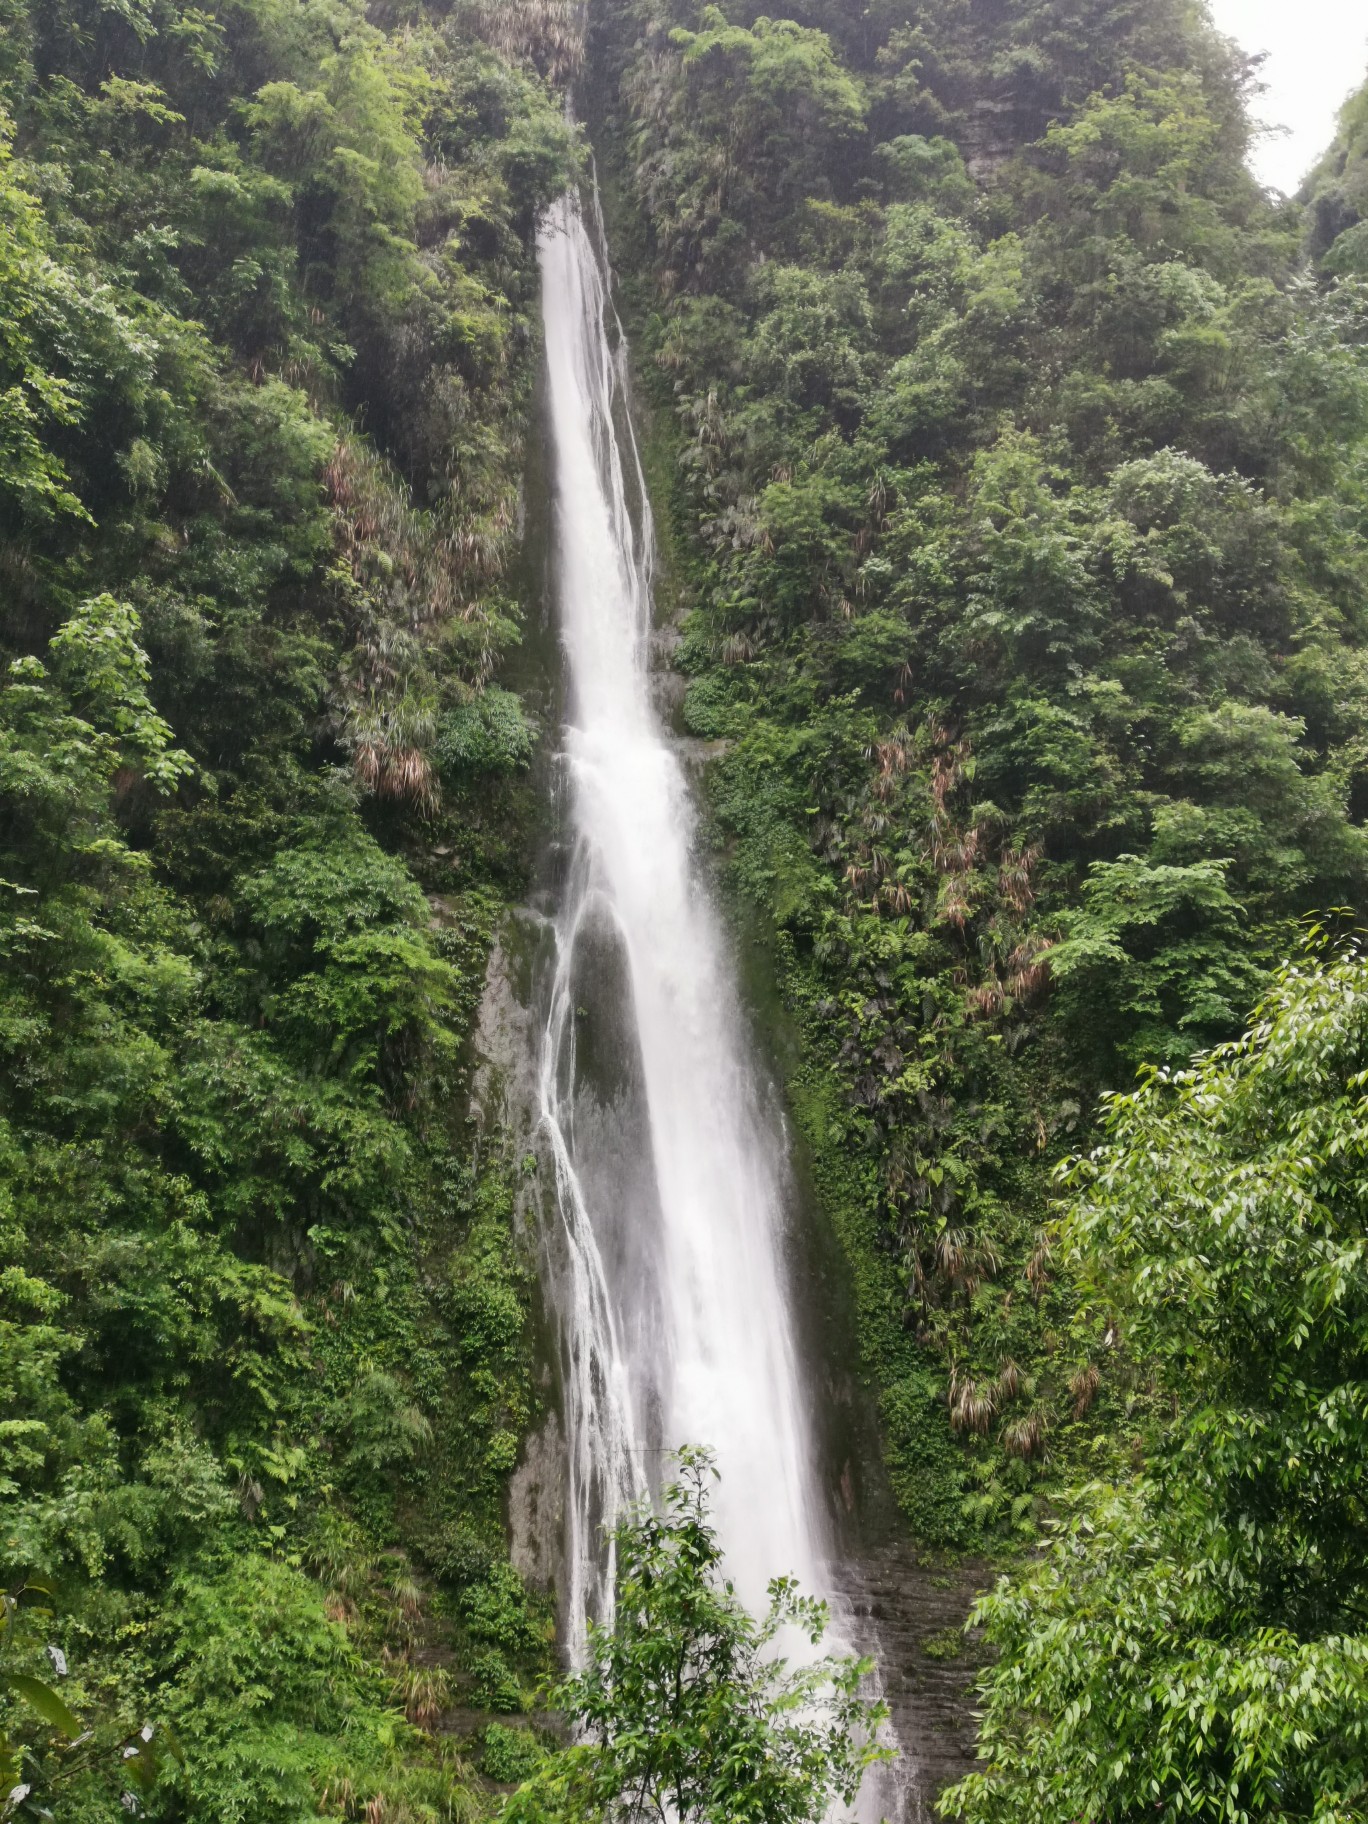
[1207,0,1367,192]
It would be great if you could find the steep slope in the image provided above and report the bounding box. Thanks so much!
[0,2,576,1817]
[588,0,1368,1545]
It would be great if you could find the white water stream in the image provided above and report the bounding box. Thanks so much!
[537,182,821,1625]
[533,185,904,1814]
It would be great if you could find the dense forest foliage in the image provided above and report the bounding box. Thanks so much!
[587,0,1368,1544]
[4,0,1368,1816]
[0,0,580,1817]
[940,936,1368,1819]
[1309,70,1368,277]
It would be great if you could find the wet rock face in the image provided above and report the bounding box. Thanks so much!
[508,1407,565,1596]
[834,1545,986,1818]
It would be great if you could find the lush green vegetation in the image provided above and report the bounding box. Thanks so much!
[7,0,1368,1813]
[502,1452,889,1824]
[0,0,579,1817]
[591,0,1368,1544]
[943,939,1368,1822]
[1308,73,1368,276]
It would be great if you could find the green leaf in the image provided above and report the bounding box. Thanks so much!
[5,1675,80,1739]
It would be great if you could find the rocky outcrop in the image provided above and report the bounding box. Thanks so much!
[835,1546,987,1818]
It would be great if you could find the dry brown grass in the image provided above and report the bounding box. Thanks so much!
[461,0,585,84]
[391,1662,455,1730]
[1068,1361,1101,1419]
[949,1369,995,1437]
[1000,1410,1047,1460]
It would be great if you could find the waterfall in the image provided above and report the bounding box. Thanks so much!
[537,177,821,1620]
[534,183,903,1811]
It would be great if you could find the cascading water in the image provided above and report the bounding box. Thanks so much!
[534,181,905,1812]
[537,178,821,1621]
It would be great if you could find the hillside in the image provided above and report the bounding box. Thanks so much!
[588,0,1368,1542]
[2,1,1367,1820]
[0,2,576,1815]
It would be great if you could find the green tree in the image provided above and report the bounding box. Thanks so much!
[0,113,91,528]
[502,1452,890,1824]
[943,937,1368,1822]
[1307,72,1368,273]
[0,1573,181,1822]
[1047,852,1262,1074]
